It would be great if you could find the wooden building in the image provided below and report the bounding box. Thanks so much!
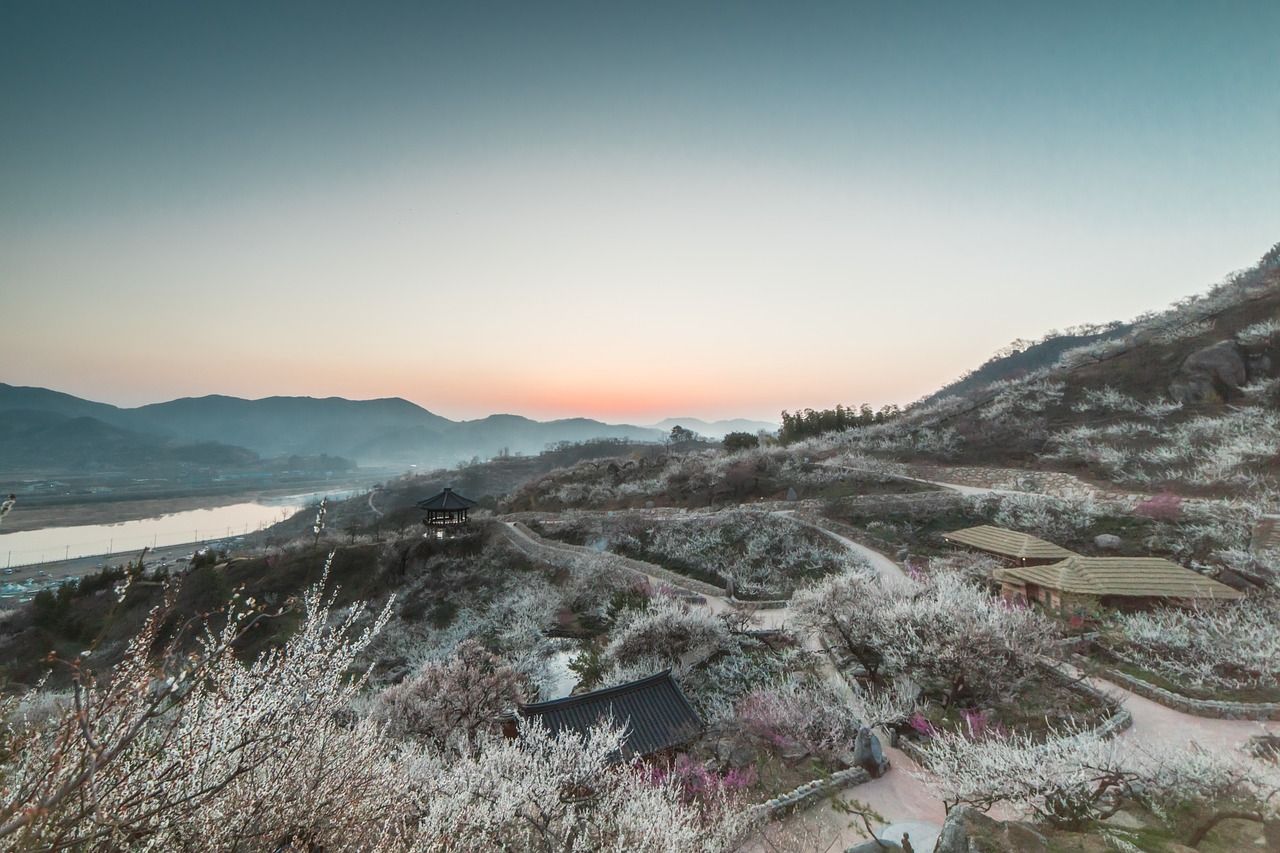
[943,524,1077,565]
[502,670,702,763]
[994,556,1243,613]
[416,487,477,536]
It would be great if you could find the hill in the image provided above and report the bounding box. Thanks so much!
[130,394,453,459]
[0,409,260,474]
[819,241,1280,497]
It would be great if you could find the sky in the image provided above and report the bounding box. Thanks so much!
[2,1,1278,423]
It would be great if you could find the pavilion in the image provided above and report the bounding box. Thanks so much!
[416,487,477,536]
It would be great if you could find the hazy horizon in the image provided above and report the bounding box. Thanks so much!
[4,1,1279,423]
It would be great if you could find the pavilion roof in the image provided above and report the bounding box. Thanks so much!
[943,524,1077,561]
[995,556,1244,600]
[515,670,701,760]
[416,487,477,511]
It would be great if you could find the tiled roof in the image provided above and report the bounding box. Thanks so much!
[416,487,477,511]
[995,556,1243,600]
[943,525,1077,561]
[516,670,701,760]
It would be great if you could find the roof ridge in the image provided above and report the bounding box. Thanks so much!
[518,669,676,712]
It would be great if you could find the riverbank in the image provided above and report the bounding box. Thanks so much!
[0,480,377,534]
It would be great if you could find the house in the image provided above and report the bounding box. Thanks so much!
[994,556,1243,613]
[943,524,1077,565]
[502,670,702,762]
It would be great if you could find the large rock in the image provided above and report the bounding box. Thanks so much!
[935,806,1049,853]
[846,842,903,853]
[1094,534,1122,550]
[1169,340,1248,404]
[852,726,890,778]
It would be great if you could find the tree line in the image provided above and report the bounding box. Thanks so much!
[779,403,900,443]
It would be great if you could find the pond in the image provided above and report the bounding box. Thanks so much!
[542,648,581,700]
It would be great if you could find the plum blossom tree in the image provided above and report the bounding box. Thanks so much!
[791,569,893,679]
[913,723,1133,823]
[0,558,748,851]
[794,569,1056,708]
[603,597,730,670]
[373,639,530,754]
[407,719,753,852]
[735,677,859,761]
[1108,601,1280,691]
[915,725,1280,845]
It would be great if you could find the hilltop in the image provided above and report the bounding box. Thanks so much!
[817,241,1280,497]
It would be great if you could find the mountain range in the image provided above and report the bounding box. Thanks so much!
[0,384,776,474]
[648,417,777,439]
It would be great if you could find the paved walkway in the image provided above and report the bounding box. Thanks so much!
[820,462,1014,498]
[503,511,1278,852]
[783,512,910,588]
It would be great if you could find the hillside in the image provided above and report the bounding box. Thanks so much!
[0,409,260,474]
[820,241,1280,497]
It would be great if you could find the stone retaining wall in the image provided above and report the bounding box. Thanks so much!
[1072,655,1280,721]
[895,667,1132,766]
[748,766,872,819]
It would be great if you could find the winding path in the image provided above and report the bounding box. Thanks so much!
[782,511,909,588]
[499,510,1278,851]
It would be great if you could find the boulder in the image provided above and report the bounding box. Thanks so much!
[852,726,890,778]
[1093,533,1122,550]
[785,487,799,502]
[935,806,1049,853]
[780,741,809,761]
[1169,340,1247,403]
[846,842,902,853]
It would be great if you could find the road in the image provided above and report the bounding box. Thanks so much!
[0,541,215,603]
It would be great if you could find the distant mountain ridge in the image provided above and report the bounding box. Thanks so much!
[0,384,673,470]
[650,417,777,439]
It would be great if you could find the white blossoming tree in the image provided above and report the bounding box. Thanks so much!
[0,558,749,851]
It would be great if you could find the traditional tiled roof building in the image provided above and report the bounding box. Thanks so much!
[503,671,702,762]
[994,556,1243,612]
[943,524,1078,565]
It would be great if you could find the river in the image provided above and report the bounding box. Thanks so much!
[0,490,355,568]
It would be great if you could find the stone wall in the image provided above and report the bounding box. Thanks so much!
[895,668,1132,765]
[1073,656,1280,721]
[748,766,871,820]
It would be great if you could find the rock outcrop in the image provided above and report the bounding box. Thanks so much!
[1169,340,1248,403]
[935,806,1049,853]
